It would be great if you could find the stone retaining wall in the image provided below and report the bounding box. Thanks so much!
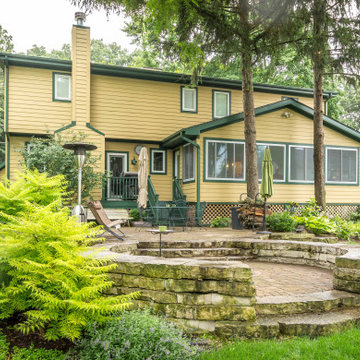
[106,252,256,333]
[334,248,360,293]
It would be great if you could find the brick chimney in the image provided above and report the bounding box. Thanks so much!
[71,12,90,126]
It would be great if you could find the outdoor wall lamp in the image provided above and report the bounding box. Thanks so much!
[281,111,293,118]
[131,156,137,165]
[62,142,97,222]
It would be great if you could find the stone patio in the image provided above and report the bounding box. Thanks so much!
[94,228,360,337]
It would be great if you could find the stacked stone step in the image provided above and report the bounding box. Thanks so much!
[108,256,257,333]
[268,232,338,243]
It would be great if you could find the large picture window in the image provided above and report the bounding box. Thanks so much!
[206,139,245,181]
[213,91,230,119]
[326,147,358,184]
[183,144,195,182]
[257,143,285,182]
[53,73,71,101]
[289,145,314,182]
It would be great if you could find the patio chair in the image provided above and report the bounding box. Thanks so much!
[88,201,127,241]
[169,199,188,230]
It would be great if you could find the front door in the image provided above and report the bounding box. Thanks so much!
[107,152,127,200]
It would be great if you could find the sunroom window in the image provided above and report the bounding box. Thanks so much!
[289,145,314,182]
[213,91,230,118]
[206,140,245,180]
[53,73,71,101]
[326,147,357,184]
[257,144,285,181]
[183,144,195,182]
[150,149,166,174]
[181,87,197,113]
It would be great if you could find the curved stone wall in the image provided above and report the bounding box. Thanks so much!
[95,237,360,335]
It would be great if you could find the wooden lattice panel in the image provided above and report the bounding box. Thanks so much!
[202,203,238,224]
[326,205,358,219]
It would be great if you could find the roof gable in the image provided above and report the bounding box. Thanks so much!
[161,99,360,148]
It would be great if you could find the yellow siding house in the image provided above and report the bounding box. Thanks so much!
[0,17,358,223]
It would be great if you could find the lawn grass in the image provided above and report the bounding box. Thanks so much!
[199,328,360,360]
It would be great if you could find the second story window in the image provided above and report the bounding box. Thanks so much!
[181,87,197,113]
[53,73,71,101]
[213,90,230,119]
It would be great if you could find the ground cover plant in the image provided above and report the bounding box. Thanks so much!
[199,327,360,360]
[210,217,231,228]
[0,170,138,341]
[68,309,198,360]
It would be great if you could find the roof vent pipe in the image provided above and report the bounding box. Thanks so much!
[75,12,86,26]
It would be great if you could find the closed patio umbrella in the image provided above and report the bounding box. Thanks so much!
[259,147,273,232]
[137,147,148,211]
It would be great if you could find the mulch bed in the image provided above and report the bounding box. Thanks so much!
[0,314,73,352]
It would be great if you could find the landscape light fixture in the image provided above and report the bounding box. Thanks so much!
[62,142,97,222]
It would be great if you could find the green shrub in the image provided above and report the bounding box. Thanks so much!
[69,310,198,360]
[12,346,65,360]
[295,215,336,236]
[129,208,140,222]
[0,332,9,360]
[20,133,103,202]
[0,170,138,341]
[349,206,360,222]
[210,217,231,228]
[267,212,298,232]
[299,198,323,217]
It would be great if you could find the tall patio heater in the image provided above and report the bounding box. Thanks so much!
[62,142,97,222]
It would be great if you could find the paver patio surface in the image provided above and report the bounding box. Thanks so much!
[243,260,333,297]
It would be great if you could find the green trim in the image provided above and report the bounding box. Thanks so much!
[8,132,49,138]
[324,145,359,186]
[54,121,76,134]
[6,134,9,180]
[180,86,198,113]
[52,72,71,102]
[105,151,130,172]
[73,25,90,29]
[212,90,231,120]
[5,61,9,133]
[101,200,138,209]
[182,179,195,184]
[150,148,167,175]
[0,53,335,99]
[106,138,161,144]
[86,123,105,136]
[181,135,201,221]
[171,99,360,144]
[203,137,246,183]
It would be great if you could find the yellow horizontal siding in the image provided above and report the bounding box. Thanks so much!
[199,109,360,204]
[9,136,30,181]
[90,75,316,141]
[105,141,173,201]
[8,66,71,134]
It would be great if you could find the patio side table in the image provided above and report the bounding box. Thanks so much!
[146,229,174,257]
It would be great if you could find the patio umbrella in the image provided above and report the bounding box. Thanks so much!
[259,147,273,232]
[137,147,148,210]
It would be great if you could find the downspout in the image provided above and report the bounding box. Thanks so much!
[4,56,9,180]
[180,133,201,222]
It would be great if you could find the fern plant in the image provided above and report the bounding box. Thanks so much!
[0,171,138,341]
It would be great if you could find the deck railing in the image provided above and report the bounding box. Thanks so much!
[173,178,186,202]
[106,176,139,201]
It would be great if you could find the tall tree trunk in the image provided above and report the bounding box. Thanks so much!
[313,0,326,210]
[241,43,258,199]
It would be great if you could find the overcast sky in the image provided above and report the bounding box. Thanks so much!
[0,0,135,53]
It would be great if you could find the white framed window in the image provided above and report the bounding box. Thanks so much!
[150,149,166,174]
[205,139,245,181]
[289,145,314,182]
[257,143,286,182]
[326,147,358,184]
[53,73,71,101]
[181,87,197,113]
[213,91,230,119]
[183,143,195,182]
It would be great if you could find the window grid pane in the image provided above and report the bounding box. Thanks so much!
[152,151,164,172]
[215,92,229,118]
[327,148,357,183]
[183,88,196,111]
[55,74,71,100]
[207,140,244,180]
[256,144,285,181]
[290,146,314,182]
[183,145,194,181]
